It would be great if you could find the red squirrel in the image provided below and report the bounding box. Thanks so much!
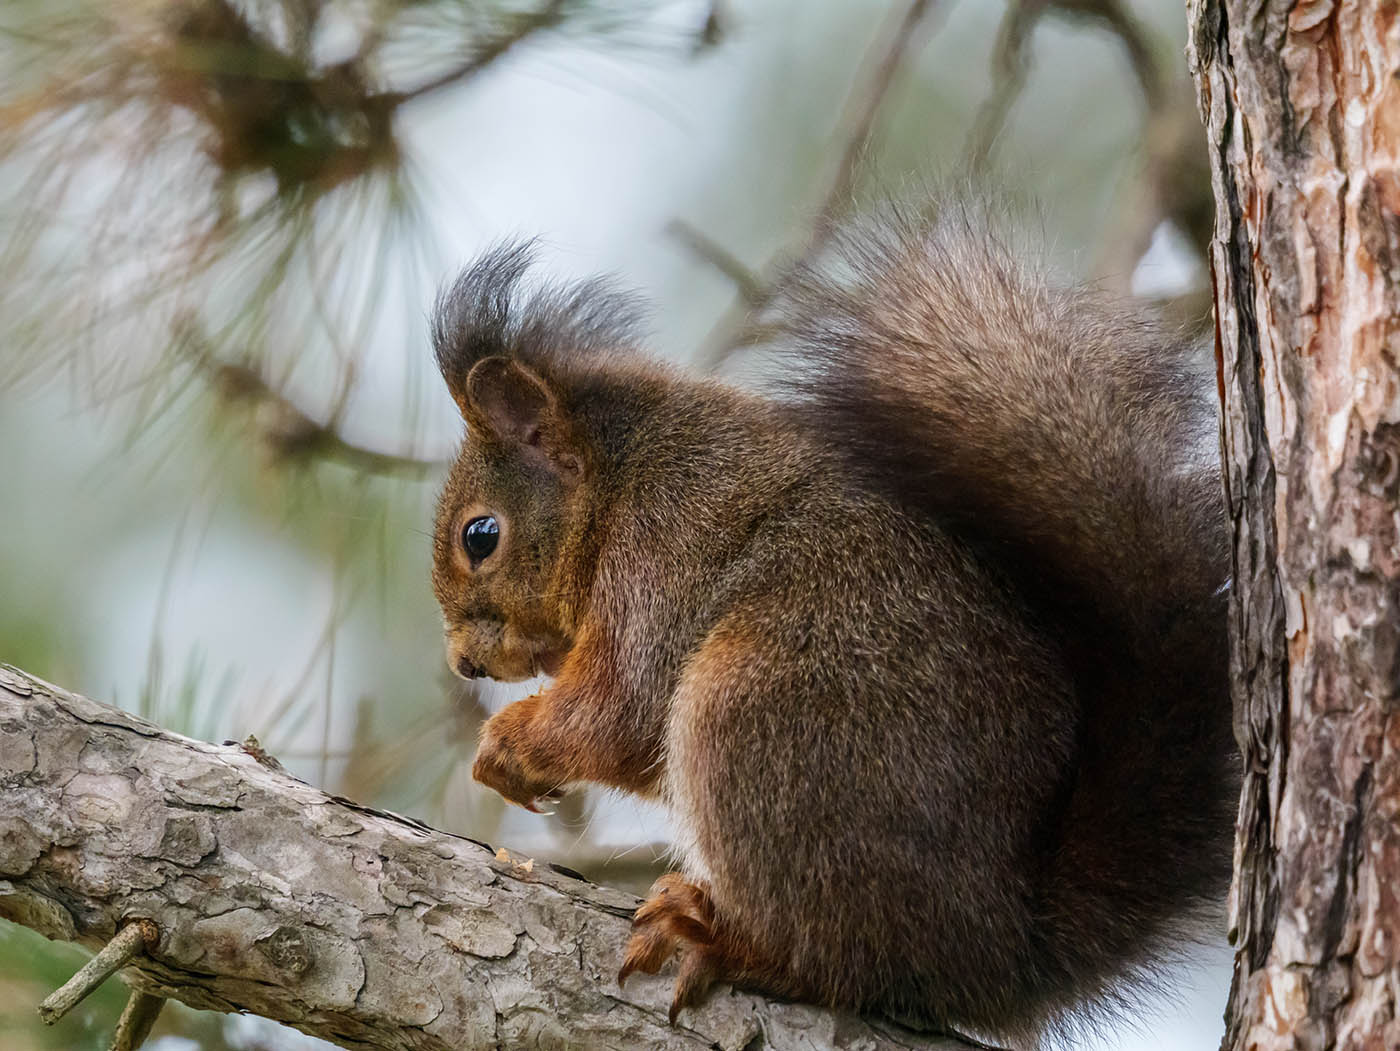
[428,198,1235,1047]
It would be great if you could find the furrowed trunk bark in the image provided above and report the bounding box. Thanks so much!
[1188,1,1400,1048]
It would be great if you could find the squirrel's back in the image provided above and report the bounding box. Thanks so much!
[773,197,1235,1036]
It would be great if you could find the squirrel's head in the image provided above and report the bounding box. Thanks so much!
[429,244,637,683]
[431,355,590,681]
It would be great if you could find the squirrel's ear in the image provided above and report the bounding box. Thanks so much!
[464,357,583,480]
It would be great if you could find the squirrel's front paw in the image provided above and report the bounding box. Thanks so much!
[471,717,562,813]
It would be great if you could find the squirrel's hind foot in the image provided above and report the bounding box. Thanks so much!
[618,873,758,1025]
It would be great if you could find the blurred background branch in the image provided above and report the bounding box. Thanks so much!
[695,0,944,368]
[686,0,1210,372]
[386,0,573,105]
[178,313,443,476]
[968,0,1163,170]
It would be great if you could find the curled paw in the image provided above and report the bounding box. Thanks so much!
[618,873,726,1024]
[471,719,562,812]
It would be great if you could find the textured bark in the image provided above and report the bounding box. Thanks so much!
[0,663,963,1051]
[1188,2,1400,1049]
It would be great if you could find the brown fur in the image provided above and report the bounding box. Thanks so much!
[428,201,1236,1048]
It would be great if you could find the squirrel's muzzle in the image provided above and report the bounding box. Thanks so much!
[456,655,488,679]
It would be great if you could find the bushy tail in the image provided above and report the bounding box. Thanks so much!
[778,197,1224,644]
[777,196,1235,1035]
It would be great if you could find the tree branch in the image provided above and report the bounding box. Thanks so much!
[179,323,445,479]
[697,0,943,369]
[968,0,1163,172]
[666,220,766,307]
[0,663,971,1051]
[384,0,572,108]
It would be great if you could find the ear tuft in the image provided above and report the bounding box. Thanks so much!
[434,242,536,415]
[432,241,646,417]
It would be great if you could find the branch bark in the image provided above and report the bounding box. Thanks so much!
[1188,1,1400,1048]
[0,663,965,1051]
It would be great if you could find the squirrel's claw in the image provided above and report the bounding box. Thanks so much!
[618,922,676,986]
[669,947,721,1024]
[524,788,565,815]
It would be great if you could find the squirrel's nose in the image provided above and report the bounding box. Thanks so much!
[456,655,487,680]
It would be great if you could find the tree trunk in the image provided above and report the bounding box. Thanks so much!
[0,663,963,1051]
[1187,2,1400,1048]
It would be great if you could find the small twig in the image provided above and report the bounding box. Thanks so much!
[666,220,765,306]
[965,0,1040,172]
[700,0,944,369]
[692,0,729,54]
[808,0,942,250]
[176,319,444,478]
[967,0,1165,173]
[213,360,443,477]
[386,0,571,107]
[38,920,158,1026]
[110,989,168,1051]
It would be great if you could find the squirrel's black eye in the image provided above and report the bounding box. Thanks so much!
[462,516,500,564]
